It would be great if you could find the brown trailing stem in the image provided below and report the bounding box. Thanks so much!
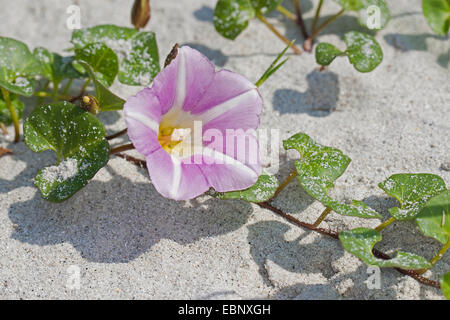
[256,13,302,55]
[303,9,345,52]
[292,0,309,39]
[109,143,135,155]
[114,153,147,168]
[113,154,441,290]
[257,201,441,289]
[0,147,13,157]
[106,128,128,140]
[68,89,85,103]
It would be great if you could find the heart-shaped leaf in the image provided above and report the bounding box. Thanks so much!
[77,61,125,112]
[379,174,447,221]
[442,272,450,300]
[23,102,110,202]
[284,133,382,219]
[210,172,279,203]
[422,0,450,35]
[416,190,450,244]
[0,93,23,125]
[335,0,391,29]
[315,43,344,66]
[0,37,41,96]
[71,24,160,86]
[339,228,432,269]
[33,47,85,85]
[344,31,383,72]
[214,0,256,40]
[251,0,282,14]
[74,43,119,87]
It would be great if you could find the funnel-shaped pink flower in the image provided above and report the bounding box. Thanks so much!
[124,46,262,200]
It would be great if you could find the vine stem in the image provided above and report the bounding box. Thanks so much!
[303,9,345,52]
[272,168,297,199]
[109,143,135,155]
[375,217,396,232]
[257,201,441,289]
[256,13,302,55]
[1,88,19,143]
[292,0,309,39]
[106,128,128,140]
[114,153,147,168]
[0,122,7,135]
[276,5,296,22]
[430,239,450,266]
[62,78,73,95]
[418,238,450,275]
[313,207,332,227]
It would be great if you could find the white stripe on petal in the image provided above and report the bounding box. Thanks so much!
[172,48,187,113]
[126,111,159,133]
[170,156,182,198]
[198,89,257,124]
[202,147,258,178]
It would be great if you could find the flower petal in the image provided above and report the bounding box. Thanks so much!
[152,46,215,117]
[124,88,161,156]
[146,148,210,200]
[179,131,262,192]
[197,144,261,192]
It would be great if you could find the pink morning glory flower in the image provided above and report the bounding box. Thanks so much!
[124,46,262,200]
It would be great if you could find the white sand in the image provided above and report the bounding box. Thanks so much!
[0,0,449,299]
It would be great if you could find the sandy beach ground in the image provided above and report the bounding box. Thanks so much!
[0,0,449,299]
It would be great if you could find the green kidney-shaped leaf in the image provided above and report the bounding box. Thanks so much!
[74,43,119,87]
[0,94,23,125]
[339,228,432,269]
[315,43,344,66]
[283,133,381,219]
[0,37,42,96]
[71,24,160,86]
[77,61,125,112]
[422,0,450,35]
[344,31,383,72]
[251,0,282,14]
[416,190,450,244]
[118,32,160,85]
[33,47,85,85]
[23,102,110,202]
[211,172,279,203]
[214,0,256,40]
[442,272,450,300]
[379,173,447,221]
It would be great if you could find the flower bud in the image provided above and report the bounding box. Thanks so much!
[131,0,151,30]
